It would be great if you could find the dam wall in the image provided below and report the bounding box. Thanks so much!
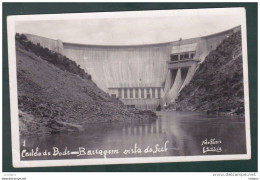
[25,34,172,110]
[195,28,237,62]
[24,25,241,110]
[62,42,172,92]
[25,34,64,54]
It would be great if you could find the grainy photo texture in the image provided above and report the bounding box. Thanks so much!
[7,8,251,167]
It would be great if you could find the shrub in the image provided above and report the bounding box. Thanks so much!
[20,34,28,41]
[15,33,92,81]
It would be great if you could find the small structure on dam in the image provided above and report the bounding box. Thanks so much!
[162,42,200,105]
[25,26,241,110]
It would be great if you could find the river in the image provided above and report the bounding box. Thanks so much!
[20,111,246,160]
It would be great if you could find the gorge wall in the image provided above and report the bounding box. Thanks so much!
[162,26,241,105]
[169,30,244,116]
[15,34,157,135]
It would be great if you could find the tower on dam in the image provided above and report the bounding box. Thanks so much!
[25,25,241,110]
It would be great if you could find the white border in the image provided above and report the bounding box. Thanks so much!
[7,8,251,168]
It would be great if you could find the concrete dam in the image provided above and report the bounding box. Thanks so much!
[25,26,240,110]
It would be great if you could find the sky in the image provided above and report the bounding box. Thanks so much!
[15,14,242,45]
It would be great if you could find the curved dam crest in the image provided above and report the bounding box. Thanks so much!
[25,26,240,110]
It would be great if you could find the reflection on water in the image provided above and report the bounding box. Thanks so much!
[20,111,247,160]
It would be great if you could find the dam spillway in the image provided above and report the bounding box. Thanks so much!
[24,26,241,110]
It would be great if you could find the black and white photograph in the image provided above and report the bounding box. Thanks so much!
[7,7,251,168]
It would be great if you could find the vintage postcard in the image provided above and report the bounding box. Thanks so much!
[7,8,251,168]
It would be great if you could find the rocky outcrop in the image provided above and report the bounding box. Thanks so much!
[168,30,244,116]
[16,34,157,136]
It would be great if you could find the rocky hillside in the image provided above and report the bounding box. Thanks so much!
[169,30,244,116]
[16,34,156,135]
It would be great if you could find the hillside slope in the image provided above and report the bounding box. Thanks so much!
[16,34,156,135]
[170,30,244,116]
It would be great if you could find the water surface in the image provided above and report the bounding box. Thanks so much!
[20,111,246,160]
